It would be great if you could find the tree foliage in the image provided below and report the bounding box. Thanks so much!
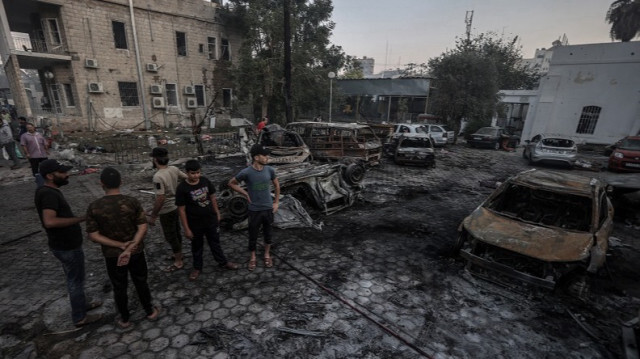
[606,0,640,42]
[427,33,539,133]
[225,0,348,123]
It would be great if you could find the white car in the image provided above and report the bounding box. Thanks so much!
[423,124,453,146]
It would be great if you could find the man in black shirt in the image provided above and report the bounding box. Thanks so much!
[34,160,102,327]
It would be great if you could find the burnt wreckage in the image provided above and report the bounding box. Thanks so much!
[216,125,367,227]
[456,169,614,296]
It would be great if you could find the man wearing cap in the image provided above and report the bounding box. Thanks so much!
[86,167,158,328]
[35,159,102,327]
[228,143,280,271]
[148,147,188,272]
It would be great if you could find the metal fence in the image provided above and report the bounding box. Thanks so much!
[107,132,241,164]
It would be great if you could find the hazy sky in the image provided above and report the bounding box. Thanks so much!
[330,0,615,73]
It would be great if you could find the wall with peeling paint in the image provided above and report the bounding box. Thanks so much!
[522,41,640,144]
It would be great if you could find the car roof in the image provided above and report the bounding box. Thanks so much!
[398,133,431,139]
[509,169,601,197]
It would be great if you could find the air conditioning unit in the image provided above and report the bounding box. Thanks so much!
[85,58,98,68]
[184,85,195,95]
[87,82,104,93]
[146,63,158,72]
[150,84,163,94]
[152,97,165,108]
[186,98,198,108]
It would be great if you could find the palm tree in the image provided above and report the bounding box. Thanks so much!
[606,0,640,41]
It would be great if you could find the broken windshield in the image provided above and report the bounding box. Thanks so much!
[487,183,593,231]
[541,138,575,148]
[399,138,432,148]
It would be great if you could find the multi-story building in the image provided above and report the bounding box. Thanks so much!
[519,35,568,76]
[355,56,374,78]
[0,0,241,130]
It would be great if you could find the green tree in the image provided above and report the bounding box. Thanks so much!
[427,33,539,135]
[225,0,348,123]
[606,0,640,42]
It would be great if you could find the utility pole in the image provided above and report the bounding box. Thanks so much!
[465,10,473,43]
[283,0,292,123]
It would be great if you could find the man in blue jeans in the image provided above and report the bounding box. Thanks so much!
[35,159,102,327]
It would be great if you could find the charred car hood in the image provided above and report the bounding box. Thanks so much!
[463,207,593,262]
[397,147,434,154]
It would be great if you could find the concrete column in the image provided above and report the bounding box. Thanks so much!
[5,55,32,117]
[0,0,14,63]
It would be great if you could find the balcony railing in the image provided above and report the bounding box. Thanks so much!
[13,36,67,55]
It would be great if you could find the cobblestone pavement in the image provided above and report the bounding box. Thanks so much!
[1,143,639,358]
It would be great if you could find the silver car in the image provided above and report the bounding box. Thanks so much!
[522,134,578,167]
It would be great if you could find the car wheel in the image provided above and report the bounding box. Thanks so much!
[522,149,528,159]
[493,141,500,150]
[451,231,467,256]
[343,163,366,185]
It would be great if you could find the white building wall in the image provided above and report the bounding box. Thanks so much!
[522,41,640,144]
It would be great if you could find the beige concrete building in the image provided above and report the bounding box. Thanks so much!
[0,0,241,130]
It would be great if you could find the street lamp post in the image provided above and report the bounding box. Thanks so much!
[328,71,335,123]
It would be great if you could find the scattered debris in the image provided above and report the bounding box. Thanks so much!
[276,327,327,337]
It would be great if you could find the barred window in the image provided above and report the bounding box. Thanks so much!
[165,84,178,106]
[195,85,205,106]
[221,38,230,61]
[112,21,127,49]
[176,32,187,56]
[207,37,216,60]
[118,82,139,107]
[576,106,601,134]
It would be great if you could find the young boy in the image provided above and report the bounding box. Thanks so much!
[175,159,238,281]
[228,143,280,271]
[86,167,158,328]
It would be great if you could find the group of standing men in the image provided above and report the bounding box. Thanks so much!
[35,143,280,328]
[1,112,50,185]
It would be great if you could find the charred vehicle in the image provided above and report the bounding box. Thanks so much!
[285,122,382,166]
[256,124,311,164]
[393,133,436,167]
[456,169,613,295]
[217,162,365,227]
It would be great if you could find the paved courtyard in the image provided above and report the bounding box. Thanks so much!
[1,143,639,358]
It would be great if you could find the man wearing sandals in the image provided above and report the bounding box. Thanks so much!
[175,160,239,281]
[35,159,103,327]
[228,144,280,271]
[86,167,158,328]
[148,147,187,272]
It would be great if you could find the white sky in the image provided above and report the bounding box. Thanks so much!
[330,0,616,73]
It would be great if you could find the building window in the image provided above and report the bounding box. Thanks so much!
[62,84,75,107]
[112,21,128,49]
[42,18,61,46]
[118,82,139,107]
[176,32,187,56]
[221,38,230,61]
[575,106,601,134]
[207,37,216,60]
[222,88,232,107]
[195,85,205,106]
[165,83,178,106]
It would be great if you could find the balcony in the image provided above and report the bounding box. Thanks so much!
[10,32,70,69]
[12,32,67,55]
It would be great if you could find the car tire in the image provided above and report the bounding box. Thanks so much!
[493,141,500,150]
[343,163,366,185]
[522,149,528,159]
[451,231,467,256]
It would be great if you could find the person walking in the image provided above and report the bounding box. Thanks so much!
[228,144,280,271]
[35,159,102,327]
[175,159,238,281]
[21,122,49,184]
[86,167,158,328]
[0,118,20,169]
[147,147,187,272]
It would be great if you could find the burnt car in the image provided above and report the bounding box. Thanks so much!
[393,133,435,167]
[608,136,640,172]
[256,124,311,164]
[467,126,519,150]
[522,134,578,167]
[285,122,382,166]
[456,169,613,296]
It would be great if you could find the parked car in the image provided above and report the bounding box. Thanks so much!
[285,122,382,166]
[455,169,613,297]
[423,124,453,146]
[392,123,429,137]
[392,133,435,167]
[522,134,578,167]
[467,126,519,150]
[608,136,640,172]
